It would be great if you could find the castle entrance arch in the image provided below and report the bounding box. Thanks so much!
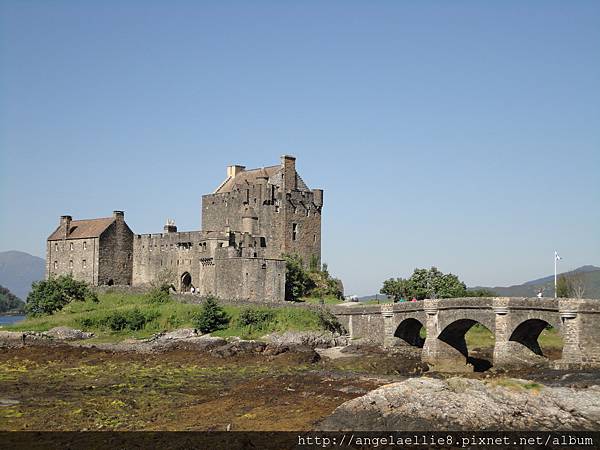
[181,272,192,292]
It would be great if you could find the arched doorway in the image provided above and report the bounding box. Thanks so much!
[181,272,192,292]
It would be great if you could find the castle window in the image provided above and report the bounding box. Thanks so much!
[275,206,280,213]
[260,237,266,247]
[55,243,59,252]
[54,261,58,269]
[69,260,73,269]
[82,260,87,268]
[313,234,317,243]
[292,223,298,241]
[83,242,87,250]
[70,243,74,251]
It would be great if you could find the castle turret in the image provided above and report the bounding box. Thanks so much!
[242,207,258,235]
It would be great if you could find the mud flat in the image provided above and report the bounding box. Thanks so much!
[1,332,598,431]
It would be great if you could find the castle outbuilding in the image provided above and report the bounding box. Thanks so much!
[46,156,323,302]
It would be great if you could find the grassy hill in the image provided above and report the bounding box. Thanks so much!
[476,266,600,298]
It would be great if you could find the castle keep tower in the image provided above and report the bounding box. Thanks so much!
[201,155,323,267]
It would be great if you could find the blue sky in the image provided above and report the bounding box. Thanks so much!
[1,1,598,295]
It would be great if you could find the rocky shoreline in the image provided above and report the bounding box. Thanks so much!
[2,327,600,432]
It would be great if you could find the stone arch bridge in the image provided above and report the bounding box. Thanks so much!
[332,297,600,371]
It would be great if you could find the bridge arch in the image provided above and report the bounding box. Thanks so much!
[507,318,563,363]
[436,319,494,372]
[394,318,425,348]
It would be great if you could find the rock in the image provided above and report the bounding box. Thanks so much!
[263,343,321,363]
[185,335,227,351]
[263,331,348,349]
[45,327,94,340]
[319,377,600,431]
[0,331,25,346]
[210,340,266,357]
[152,328,200,341]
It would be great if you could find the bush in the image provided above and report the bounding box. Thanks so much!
[236,308,275,331]
[26,274,98,316]
[284,254,315,301]
[79,308,157,331]
[316,308,346,334]
[192,296,229,333]
[146,285,171,304]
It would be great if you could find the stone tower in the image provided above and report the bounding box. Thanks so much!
[201,155,323,267]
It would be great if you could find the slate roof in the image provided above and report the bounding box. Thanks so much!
[214,165,281,193]
[214,164,311,194]
[47,217,115,241]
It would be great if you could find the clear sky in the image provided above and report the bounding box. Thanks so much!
[1,1,598,296]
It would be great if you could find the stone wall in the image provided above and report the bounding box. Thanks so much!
[46,237,100,285]
[97,214,134,285]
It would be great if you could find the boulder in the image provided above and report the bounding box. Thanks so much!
[45,327,94,340]
[264,331,348,349]
[210,340,266,357]
[319,377,600,431]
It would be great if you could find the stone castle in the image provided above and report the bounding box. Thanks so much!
[46,156,323,302]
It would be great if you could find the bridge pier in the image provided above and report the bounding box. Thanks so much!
[555,299,600,369]
[492,299,549,369]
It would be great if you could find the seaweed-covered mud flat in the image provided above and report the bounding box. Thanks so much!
[0,341,414,431]
[1,337,599,431]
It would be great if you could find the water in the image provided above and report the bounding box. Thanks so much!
[0,314,26,326]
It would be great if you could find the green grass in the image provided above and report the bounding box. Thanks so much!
[5,292,331,342]
[299,295,343,305]
[464,324,563,350]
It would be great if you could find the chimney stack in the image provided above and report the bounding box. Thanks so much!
[281,155,296,191]
[113,211,124,221]
[227,165,246,178]
[60,215,72,239]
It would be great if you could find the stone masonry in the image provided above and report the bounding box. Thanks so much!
[46,156,322,303]
[332,297,600,370]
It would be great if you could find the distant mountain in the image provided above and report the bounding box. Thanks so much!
[0,251,45,300]
[475,265,600,298]
[357,265,600,301]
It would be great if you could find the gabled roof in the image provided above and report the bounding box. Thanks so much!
[47,217,115,241]
[215,165,281,194]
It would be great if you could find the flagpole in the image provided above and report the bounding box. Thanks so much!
[554,251,557,299]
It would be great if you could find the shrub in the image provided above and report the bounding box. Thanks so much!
[284,254,315,301]
[146,285,171,304]
[192,296,229,333]
[26,274,98,316]
[236,308,275,331]
[78,308,157,332]
[316,308,346,334]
